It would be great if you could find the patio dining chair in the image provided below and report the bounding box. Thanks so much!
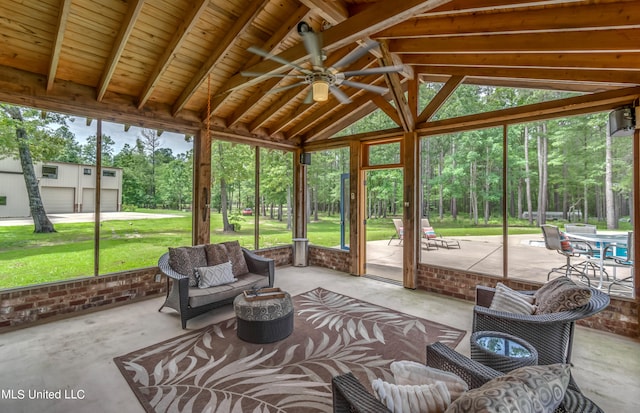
[387,218,404,245]
[604,231,634,294]
[541,224,592,285]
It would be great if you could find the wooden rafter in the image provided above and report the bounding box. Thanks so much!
[371,95,402,126]
[379,41,413,131]
[298,0,349,24]
[97,0,145,102]
[173,0,271,116]
[137,0,209,109]
[417,75,465,123]
[47,0,72,91]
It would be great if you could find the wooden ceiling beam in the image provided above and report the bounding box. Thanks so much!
[414,65,640,85]
[376,1,640,38]
[218,0,451,95]
[47,0,72,91]
[388,28,640,54]
[299,0,349,25]
[417,75,465,123]
[97,0,145,102]
[380,41,413,131]
[417,85,640,135]
[173,0,271,116]
[401,52,640,71]
[371,95,402,126]
[137,0,209,109]
[304,98,379,143]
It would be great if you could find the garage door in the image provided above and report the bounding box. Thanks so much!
[82,189,117,212]
[41,187,74,213]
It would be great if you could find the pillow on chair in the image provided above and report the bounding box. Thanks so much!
[196,261,237,288]
[372,379,451,413]
[390,360,468,401]
[534,277,591,314]
[489,283,536,315]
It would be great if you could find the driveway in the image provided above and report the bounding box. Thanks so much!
[0,211,183,226]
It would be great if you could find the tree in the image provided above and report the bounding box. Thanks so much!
[0,105,61,233]
[140,129,162,208]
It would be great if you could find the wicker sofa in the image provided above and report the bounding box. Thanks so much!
[158,242,274,328]
[473,284,610,365]
[332,342,603,413]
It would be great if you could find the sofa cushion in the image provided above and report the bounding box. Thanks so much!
[445,364,570,413]
[489,282,536,315]
[187,272,269,308]
[223,241,249,276]
[205,243,229,266]
[372,379,451,413]
[196,261,237,288]
[168,246,207,287]
[534,277,591,314]
[390,360,468,401]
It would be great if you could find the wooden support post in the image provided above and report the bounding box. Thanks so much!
[293,148,307,240]
[403,131,418,289]
[633,115,639,302]
[350,141,365,275]
[193,128,211,245]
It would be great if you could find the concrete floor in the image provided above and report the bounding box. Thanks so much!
[0,266,638,412]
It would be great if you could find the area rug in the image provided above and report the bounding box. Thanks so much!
[114,287,465,413]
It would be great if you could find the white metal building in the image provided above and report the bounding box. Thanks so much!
[0,159,122,218]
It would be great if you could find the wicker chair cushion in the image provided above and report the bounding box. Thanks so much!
[222,241,249,276]
[371,378,451,413]
[204,243,229,266]
[168,246,207,287]
[446,363,570,413]
[489,283,536,315]
[390,360,468,401]
[196,262,237,288]
[534,277,592,314]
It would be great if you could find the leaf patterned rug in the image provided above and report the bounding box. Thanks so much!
[114,287,465,413]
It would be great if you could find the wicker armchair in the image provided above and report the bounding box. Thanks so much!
[332,342,603,413]
[473,285,610,365]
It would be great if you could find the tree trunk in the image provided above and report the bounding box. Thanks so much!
[7,107,56,233]
[536,123,548,225]
[605,122,617,229]
[221,177,233,231]
[524,126,533,225]
[286,184,292,230]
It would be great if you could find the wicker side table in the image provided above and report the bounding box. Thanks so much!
[470,331,538,373]
[233,291,294,344]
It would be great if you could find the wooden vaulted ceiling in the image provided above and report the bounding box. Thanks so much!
[0,0,639,149]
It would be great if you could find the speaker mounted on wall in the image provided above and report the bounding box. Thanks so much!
[300,152,311,165]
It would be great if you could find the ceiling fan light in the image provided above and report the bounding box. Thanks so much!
[312,80,329,102]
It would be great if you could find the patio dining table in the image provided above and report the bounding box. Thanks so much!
[565,232,628,289]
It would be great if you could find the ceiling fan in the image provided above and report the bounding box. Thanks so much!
[241,21,403,104]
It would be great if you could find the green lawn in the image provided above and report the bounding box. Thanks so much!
[2,210,622,289]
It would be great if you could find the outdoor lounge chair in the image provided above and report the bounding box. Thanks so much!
[332,342,604,413]
[387,218,404,245]
[422,218,461,249]
[473,284,610,365]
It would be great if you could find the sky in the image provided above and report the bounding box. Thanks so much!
[66,117,193,155]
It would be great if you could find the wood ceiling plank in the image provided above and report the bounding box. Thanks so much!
[97,0,145,102]
[376,1,640,38]
[417,75,465,123]
[388,28,640,54]
[218,0,451,95]
[172,0,271,116]
[299,0,349,24]
[137,0,209,109]
[401,52,640,71]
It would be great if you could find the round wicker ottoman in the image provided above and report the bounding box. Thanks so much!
[233,291,294,344]
[470,331,538,373]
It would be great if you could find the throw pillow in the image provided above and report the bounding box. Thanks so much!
[168,246,207,287]
[196,261,237,288]
[390,360,469,401]
[205,243,229,266]
[423,227,437,239]
[489,282,536,315]
[558,231,573,252]
[445,364,570,413]
[534,277,592,314]
[372,379,451,413]
[222,241,249,276]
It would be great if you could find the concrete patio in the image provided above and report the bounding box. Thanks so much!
[0,266,638,413]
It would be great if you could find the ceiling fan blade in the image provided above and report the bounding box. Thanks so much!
[241,71,306,79]
[301,31,324,68]
[267,81,306,94]
[329,85,352,104]
[332,40,380,70]
[342,65,404,77]
[340,80,388,95]
[247,46,312,74]
[303,89,313,104]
